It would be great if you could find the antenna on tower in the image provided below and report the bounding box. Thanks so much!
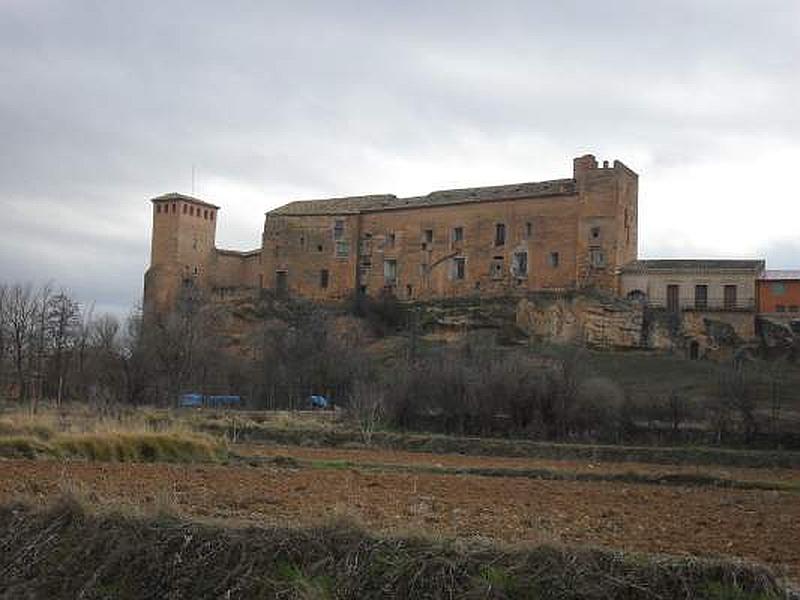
[191,164,196,195]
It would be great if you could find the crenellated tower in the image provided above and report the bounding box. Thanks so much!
[143,193,219,316]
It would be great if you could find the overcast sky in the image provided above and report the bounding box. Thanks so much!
[1,0,798,315]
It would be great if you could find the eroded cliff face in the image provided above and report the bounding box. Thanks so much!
[514,293,757,359]
[515,294,643,350]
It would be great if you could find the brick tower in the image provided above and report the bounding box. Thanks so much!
[143,193,219,316]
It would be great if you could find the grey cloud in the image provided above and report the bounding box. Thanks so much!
[1,1,799,315]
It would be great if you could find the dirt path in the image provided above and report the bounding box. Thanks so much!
[2,458,798,581]
[238,443,800,484]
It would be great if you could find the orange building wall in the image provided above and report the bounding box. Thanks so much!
[758,279,800,315]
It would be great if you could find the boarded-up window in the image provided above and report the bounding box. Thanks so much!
[724,285,737,309]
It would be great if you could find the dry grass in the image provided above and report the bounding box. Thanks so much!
[0,406,226,463]
[0,497,788,599]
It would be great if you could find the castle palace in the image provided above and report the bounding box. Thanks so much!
[144,154,638,315]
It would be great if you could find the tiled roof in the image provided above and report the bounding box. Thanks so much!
[268,179,577,216]
[621,259,766,273]
[151,192,220,210]
[760,269,800,281]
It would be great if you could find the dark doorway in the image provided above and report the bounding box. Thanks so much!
[276,271,288,296]
[689,340,700,360]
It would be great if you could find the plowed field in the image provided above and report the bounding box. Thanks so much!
[2,452,798,581]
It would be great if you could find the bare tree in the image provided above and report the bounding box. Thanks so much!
[7,284,39,407]
[46,291,81,405]
[348,380,384,445]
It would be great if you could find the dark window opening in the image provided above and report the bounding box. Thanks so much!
[490,257,504,280]
[276,271,288,295]
[172,203,176,213]
[526,222,533,238]
[320,269,329,289]
[590,226,600,239]
[695,285,708,310]
[156,204,161,213]
[549,252,559,268]
[424,229,433,243]
[452,227,464,242]
[406,284,413,298]
[667,284,679,312]
[689,340,700,360]
[189,206,194,216]
[388,232,396,248]
[495,223,506,246]
[183,204,187,214]
[210,211,214,221]
[513,251,528,277]
[317,244,323,252]
[454,257,466,280]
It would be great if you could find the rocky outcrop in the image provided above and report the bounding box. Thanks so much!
[515,293,644,350]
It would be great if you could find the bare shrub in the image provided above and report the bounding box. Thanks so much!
[347,380,384,445]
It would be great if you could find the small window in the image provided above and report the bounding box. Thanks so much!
[526,222,533,238]
[453,257,466,280]
[724,285,737,310]
[335,240,349,257]
[424,229,433,243]
[513,251,528,277]
[589,247,605,267]
[189,206,194,216]
[387,232,396,248]
[193,266,199,275]
[320,269,329,289]
[317,244,323,252]
[210,211,214,221]
[183,204,188,214]
[590,226,601,240]
[495,223,506,246]
[549,252,559,268]
[452,227,464,243]
[172,203,176,213]
[156,204,161,213]
[384,259,398,285]
[790,305,799,313]
[406,284,413,298]
[333,220,345,240]
[695,285,708,310]
[490,257,504,279]
[772,282,786,295]
[204,209,208,219]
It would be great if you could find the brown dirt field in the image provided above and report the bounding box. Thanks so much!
[239,443,800,484]
[2,458,799,581]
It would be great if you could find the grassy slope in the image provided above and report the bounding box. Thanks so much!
[0,499,788,600]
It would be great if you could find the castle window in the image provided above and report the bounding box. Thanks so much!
[156,204,161,213]
[320,269,329,289]
[724,285,737,309]
[317,244,323,252]
[452,227,464,243]
[189,206,194,216]
[210,211,214,221]
[526,222,533,238]
[333,220,345,240]
[183,204,187,214]
[453,257,466,280]
[495,223,506,246]
[388,232,396,248]
[172,203,176,213]
[424,229,433,243]
[589,247,605,267]
[335,240,349,257]
[694,285,708,310]
[204,210,208,219]
[513,251,528,277]
[384,259,397,285]
[549,252,560,268]
[591,226,601,240]
[491,256,504,279]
